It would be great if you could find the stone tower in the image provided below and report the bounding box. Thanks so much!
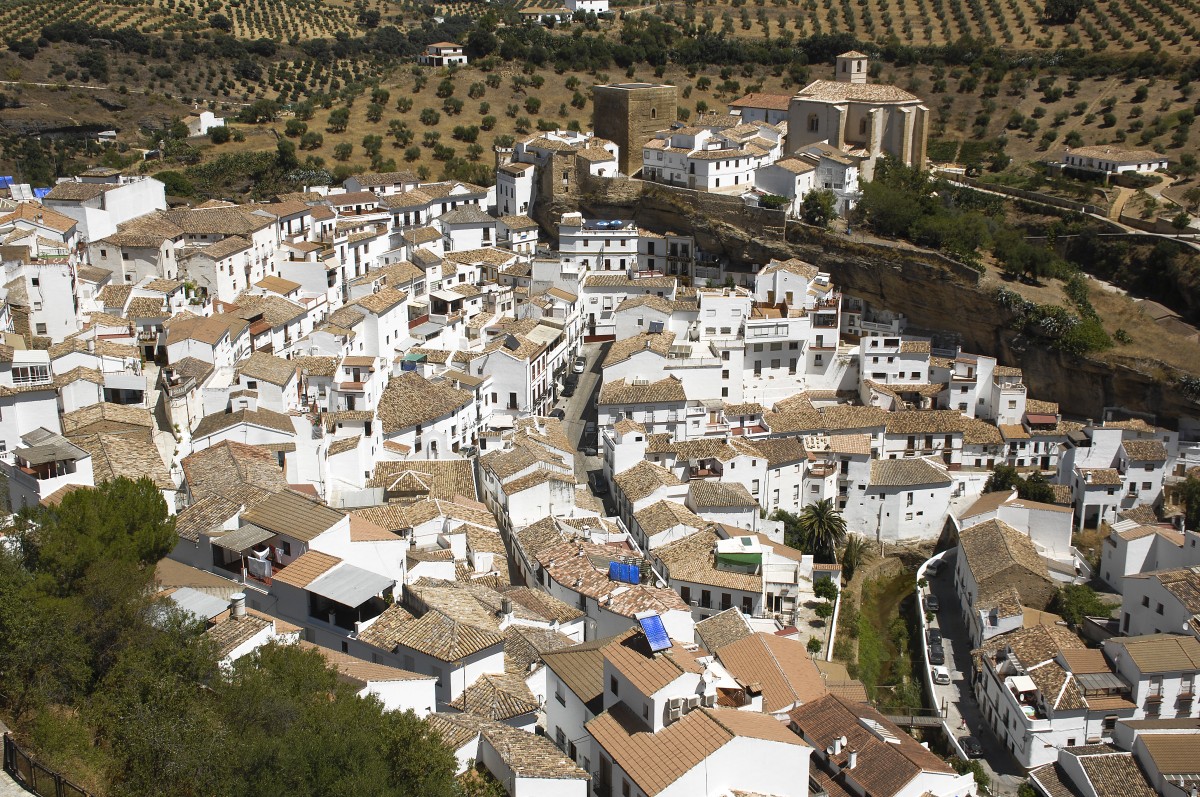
[591,82,677,177]
[835,51,868,84]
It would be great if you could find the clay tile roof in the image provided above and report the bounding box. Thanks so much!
[696,608,753,652]
[348,170,417,187]
[796,78,921,103]
[728,92,793,111]
[204,613,272,658]
[1122,439,1168,461]
[963,418,1005,446]
[271,550,342,588]
[716,632,826,713]
[600,376,687,405]
[388,609,505,661]
[819,404,887,431]
[587,703,802,796]
[1106,634,1200,673]
[1081,468,1123,486]
[355,286,408,315]
[634,500,706,536]
[449,671,540,720]
[655,528,761,591]
[869,458,951,487]
[377,371,472,433]
[614,460,682,502]
[688,480,756,508]
[959,518,1053,601]
[236,351,297,386]
[789,694,952,797]
[602,628,704,696]
[602,331,677,367]
[542,635,612,708]
[884,410,966,435]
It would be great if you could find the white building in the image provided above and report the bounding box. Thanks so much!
[184,110,226,137]
[1061,146,1169,176]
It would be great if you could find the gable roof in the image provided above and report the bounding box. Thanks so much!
[715,632,826,712]
[587,703,803,796]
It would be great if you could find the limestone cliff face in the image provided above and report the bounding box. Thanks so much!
[538,178,1200,426]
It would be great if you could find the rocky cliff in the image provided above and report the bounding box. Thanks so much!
[539,176,1200,426]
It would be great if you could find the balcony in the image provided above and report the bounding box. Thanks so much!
[338,381,366,392]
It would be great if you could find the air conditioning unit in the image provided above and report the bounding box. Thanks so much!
[668,696,684,710]
[702,693,717,707]
[686,695,701,711]
[666,707,682,723]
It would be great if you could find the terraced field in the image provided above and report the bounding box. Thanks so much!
[0,0,386,41]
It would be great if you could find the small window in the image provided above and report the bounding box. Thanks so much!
[610,676,619,696]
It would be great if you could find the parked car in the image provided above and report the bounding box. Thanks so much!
[548,408,566,420]
[928,643,945,666]
[560,383,575,398]
[927,627,942,646]
[572,356,587,374]
[932,666,951,685]
[960,736,984,758]
[926,594,940,612]
[589,472,609,496]
[584,421,596,437]
[581,447,598,457]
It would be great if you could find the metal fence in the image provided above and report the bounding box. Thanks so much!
[3,734,91,797]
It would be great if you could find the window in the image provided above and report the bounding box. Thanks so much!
[1182,674,1195,697]
[701,589,712,608]
[610,676,619,696]
[681,585,691,604]
[1157,603,1165,615]
[808,114,819,132]
[30,277,38,287]
[1142,596,1150,607]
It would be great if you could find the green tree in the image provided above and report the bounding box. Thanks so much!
[209,126,231,145]
[983,464,1021,493]
[285,119,308,138]
[1179,475,1200,530]
[841,535,865,580]
[814,578,839,601]
[807,637,823,655]
[1044,0,1083,22]
[1051,584,1112,626]
[334,143,353,161]
[327,107,350,133]
[775,500,847,562]
[801,189,838,227]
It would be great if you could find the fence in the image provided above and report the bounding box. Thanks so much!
[3,733,91,797]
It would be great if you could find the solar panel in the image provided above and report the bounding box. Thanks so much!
[637,612,671,653]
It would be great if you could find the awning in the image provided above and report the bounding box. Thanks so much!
[169,587,231,620]
[211,524,275,552]
[1009,675,1037,693]
[1026,413,1058,425]
[306,564,394,607]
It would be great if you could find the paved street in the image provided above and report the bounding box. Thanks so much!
[557,342,610,508]
[925,551,1026,795]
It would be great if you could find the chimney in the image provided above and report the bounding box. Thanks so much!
[230,592,246,619]
[847,749,858,770]
[501,597,513,616]
[831,737,843,756]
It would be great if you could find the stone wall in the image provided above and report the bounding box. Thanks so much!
[592,84,677,177]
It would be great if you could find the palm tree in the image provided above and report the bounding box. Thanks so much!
[841,534,866,580]
[797,499,848,563]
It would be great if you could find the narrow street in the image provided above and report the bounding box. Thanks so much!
[925,552,1027,795]
[558,342,608,502]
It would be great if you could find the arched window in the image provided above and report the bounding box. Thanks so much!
[808,114,819,132]
[651,108,657,119]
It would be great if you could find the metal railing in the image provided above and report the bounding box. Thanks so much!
[4,733,92,797]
